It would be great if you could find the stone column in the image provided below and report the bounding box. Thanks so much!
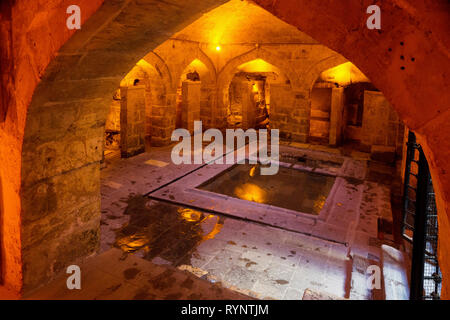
[120,85,146,158]
[362,90,398,162]
[200,84,216,129]
[270,84,293,139]
[329,87,344,146]
[181,80,201,133]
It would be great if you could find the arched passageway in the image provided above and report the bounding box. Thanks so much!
[0,0,448,298]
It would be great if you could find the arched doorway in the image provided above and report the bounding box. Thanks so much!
[176,59,215,131]
[226,59,288,130]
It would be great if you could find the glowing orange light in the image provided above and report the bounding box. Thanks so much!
[178,207,203,222]
[319,62,369,86]
[216,45,221,51]
[249,166,257,177]
[234,183,267,203]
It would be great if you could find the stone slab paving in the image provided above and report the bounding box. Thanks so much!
[25,249,250,300]
[100,144,203,252]
[95,144,409,300]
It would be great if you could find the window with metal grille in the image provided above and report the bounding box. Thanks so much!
[402,131,442,300]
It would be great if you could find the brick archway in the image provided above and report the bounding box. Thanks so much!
[304,55,350,93]
[0,0,448,297]
[216,48,299,128]
[17,0,230,293]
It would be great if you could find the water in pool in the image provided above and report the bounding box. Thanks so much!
[198,164,336,215]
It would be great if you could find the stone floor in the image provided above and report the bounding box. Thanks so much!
[25,141,410,300]
[25,249,249,300]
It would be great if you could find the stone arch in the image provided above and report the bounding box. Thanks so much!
[254,0,450,298]
[152,40,217,92]
[136,61,171,146]
[0,0,447,297]
[177,50,217,87]
[18,0,230,292]
[142,52,173,93]
[218,48,299,92]
[111,61,170,150]
[216,48,297,128]
[303,55,349,93]
[176,58,217,129]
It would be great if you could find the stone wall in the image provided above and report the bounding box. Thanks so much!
[106,98,121,133]
[1,0,449,298]
[12,0,230,294]
[310,87,332,140]
[181,81,201,133]
[362,91,404,162]
[108,28,346,145]
[120,86,146,158]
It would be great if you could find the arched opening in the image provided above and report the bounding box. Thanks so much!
[176,59,214,131]
[307,62,406,168]
[226,59,288,129]
[103,61,168,160]
[0,0,448,300]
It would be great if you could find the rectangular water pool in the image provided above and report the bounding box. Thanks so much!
[197,164,336,215]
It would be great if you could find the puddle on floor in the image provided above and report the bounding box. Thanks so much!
[114,195,224,266]
[198,164,335,215]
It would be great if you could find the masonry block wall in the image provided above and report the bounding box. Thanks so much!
[309,87,332,141]
[200,85,216,129]
[362,91,404,161]
[120,86,146,158]
[270,84,295,140]
[181,81,202,133]
[107,29,348,146]
[329,88,345,146]
[106,93,121,133]
[0,0,449,298]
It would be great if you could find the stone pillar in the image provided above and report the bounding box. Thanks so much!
[181,80,201,133]
[362,90,398,162]
[200,84,216,129]
[120,85,146,158]
[240,81,256,130]
[292,90,312,143]
[270,84,293,139]
[329,87,344,146]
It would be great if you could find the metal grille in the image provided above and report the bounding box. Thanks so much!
[401,131,419,243]
[423,183,442,300]
[402,131,441,300]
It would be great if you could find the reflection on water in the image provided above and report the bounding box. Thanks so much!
[313,195,327,215]
[199,164,335,215]
[234,182,267,203]
[114,196,224,265]
[178,207,203,222]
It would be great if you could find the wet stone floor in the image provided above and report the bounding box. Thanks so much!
[99,146,354,300]
[97,143,407,300]
[110,196,348,299]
